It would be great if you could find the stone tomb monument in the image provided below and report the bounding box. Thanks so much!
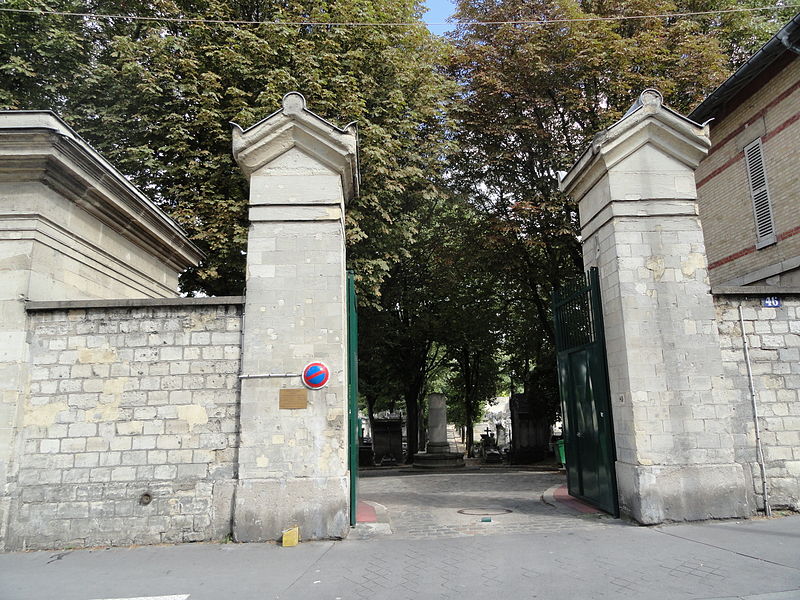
[371,417,404,466]
[413,393,464,468]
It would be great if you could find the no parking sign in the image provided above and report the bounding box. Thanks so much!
[302,362,330,390]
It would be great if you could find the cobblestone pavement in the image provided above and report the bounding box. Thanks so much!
[355,468,614,539]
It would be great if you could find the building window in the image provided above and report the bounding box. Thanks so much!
[744,138,776,248]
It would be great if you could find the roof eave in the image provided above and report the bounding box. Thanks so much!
[689,12,800,123]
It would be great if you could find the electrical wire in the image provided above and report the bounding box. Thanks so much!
[0,3,797,28]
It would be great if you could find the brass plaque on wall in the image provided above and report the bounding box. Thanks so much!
[279,388,308,409]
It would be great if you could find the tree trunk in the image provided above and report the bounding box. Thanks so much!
[402,357,428,462]
[366,392,377,439]
[463,347,475,458]
[405,391,418,462]
[418,401,427,452]
[466,405,474,458]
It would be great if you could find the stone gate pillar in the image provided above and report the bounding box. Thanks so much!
[560,90,749,523]
[231,93,358,540]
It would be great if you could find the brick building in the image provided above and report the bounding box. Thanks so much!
[690,13,800,513]
[690,13,800,289]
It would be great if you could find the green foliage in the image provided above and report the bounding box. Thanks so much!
[356,0,789,447]
[356,192,455,458]
[0,0,453,297]
[432,200,504,443]
[446,0,786,419]
[2,0,790,453]
[0,0,91,110]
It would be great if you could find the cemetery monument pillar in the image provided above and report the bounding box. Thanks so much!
[414,393,464,468]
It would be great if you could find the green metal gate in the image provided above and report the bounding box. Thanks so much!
[347,271,359,526]
[553,267,618,516]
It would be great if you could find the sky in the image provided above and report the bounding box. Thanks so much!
[422,0,457,36]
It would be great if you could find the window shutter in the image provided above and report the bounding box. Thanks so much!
[744,138,776,248]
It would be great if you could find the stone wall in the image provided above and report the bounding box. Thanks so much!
[715,295,800,511]
[6,300,242,550]
[0,111,204,553]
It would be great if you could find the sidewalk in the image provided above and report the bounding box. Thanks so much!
[2,469,799,600]
[1,515,799,599]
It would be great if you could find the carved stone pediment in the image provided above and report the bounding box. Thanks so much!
[560,89,711,203]
[231,93,359,201]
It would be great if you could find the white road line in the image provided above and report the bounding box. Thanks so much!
[89,596,190,600]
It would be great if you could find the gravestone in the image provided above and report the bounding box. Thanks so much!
[509,393,549,463]
[372,418,404,466]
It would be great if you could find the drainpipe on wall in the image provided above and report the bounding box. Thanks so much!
[738,304,772,517]
[229,300,246,539]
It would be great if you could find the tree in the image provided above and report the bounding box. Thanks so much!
[0,0,91,111]
[357,206,452,461]
[0,0,454,298]
[431,200,505,456]
[357,189,508,461]
[446,0,788,425]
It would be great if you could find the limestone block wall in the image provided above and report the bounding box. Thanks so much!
[585,217,707,470]
[6,301,242,550]
[715,295,800,511]
[0,110,204,552]
[583,213,750,522]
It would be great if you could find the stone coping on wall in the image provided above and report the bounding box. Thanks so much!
[711,286,800,295]
[25,296,244,311]
[0,111,205,271]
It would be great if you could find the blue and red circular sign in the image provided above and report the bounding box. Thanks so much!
[302,362,330,390]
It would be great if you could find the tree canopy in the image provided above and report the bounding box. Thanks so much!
[1,0,793,458]
[0,0,453,297]
[442,0,792,434]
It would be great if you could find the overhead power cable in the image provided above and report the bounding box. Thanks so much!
[0,3,798,27]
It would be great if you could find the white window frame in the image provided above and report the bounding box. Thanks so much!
[744,138,777,249]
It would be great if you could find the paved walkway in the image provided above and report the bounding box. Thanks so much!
[353,467,610,539]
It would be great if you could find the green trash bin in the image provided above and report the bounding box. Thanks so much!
[555,439,566,466]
